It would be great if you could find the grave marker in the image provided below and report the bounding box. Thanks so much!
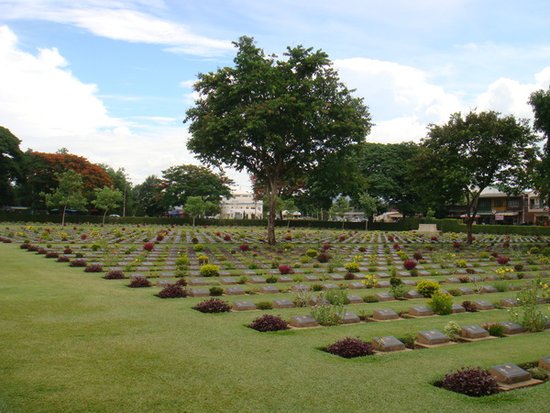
[416,330,450,346]
[372,336,406,352]
[232,301,257,311]
[498,321,525,335]
[372,308,399,321]
[289,315,319,328]
[408,306,434,317]
[460,324,490,340]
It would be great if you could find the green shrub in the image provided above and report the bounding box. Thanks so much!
[390,284,408,299]
[200,264,220,277]
[176,256,189,268]
[311,304,343,326]
[428,292,453,315]
[363,294,379,303]
[193,243,204,252]
[492,282,508,292]
[397,333,416,349]
[344,261,360,273]
[311,284,323,292]
[509,277,548,332]
[448,288,462,297]
[528,367,549,381]
[197,254,209,265]
[416,280,440,298]
[265,275,278,284]
[443,321,462,341]
[324,289,350,306]
[256,301,273,310]
[300,256,312,264]
[209,286,224,296]
[483,323,505,337]
[305,249,318,258]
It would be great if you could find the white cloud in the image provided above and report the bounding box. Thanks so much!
[0,25,120,138]
[334,57,462,141]
[0,25,249,187]
[0,1,232,56]
[476,67,550,119]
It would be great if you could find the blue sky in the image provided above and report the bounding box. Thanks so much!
[1,0,550,188]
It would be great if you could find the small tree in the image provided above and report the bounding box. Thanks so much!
[184,196,207,226]
[93,186,123,225]
[356,192,377,230]
[43,170,87,226]
[329,197,351,228]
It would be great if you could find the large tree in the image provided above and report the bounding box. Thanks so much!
[0,126,23,206]
[417,111,538,242]
[18,151,112,210]
[185,36,371,244]
[160,164,233,209]
[529,87,550,205]
[357,142,424,216]
[133,175,165,216]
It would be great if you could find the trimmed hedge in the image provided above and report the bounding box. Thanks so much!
[2,212,550,236]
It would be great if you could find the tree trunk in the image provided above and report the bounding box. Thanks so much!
[267,180,278,245]
[61,205,66,226]
[102,210,108,226]
[466,217,474,244]
[365,217,368,231]
[192,216,196,227]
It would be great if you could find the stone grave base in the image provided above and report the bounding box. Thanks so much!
[414,341,457,349]
[367,317,403,323]
[458,336,497,343]
[374,348,413,355]
[406,314,437,319]
[497,379,543,391]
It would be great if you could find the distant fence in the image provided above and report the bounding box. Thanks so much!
[2,212,550,236]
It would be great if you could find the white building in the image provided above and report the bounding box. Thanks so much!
[219,190,263,219]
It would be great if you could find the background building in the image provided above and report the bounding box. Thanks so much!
[219,190,263,219]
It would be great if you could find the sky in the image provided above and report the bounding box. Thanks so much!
[1,0,550,189]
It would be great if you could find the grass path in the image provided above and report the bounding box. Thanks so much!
[0,244,549,412]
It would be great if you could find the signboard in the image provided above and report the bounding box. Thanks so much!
[495,214,504,221]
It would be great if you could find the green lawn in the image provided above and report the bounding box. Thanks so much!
[0,243,549,413]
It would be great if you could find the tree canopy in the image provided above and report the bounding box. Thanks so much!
[416,110,539,242]
[185,36,371,243]
[93,186,123,224]
[0,126,23,206]
[357,142,424,216]
[44,170,87,226]
[529,87,550,205]
[161,164,233,209]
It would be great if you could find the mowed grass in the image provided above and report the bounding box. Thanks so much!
[0,244,549,413]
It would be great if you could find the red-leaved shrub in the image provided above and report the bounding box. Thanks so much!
[249,315,288,332]
[439,367,499,397]
[157,284,187,298]
[70,259,87,267]
[278,265,294,275]
[326,337,374,358]
[143,242,154,251]
[193,298,231,313]
[403,259,417,270]
[104,270,125,279]
[128,276,151,288]
[496,256,509,265]
[84,264,103,273]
